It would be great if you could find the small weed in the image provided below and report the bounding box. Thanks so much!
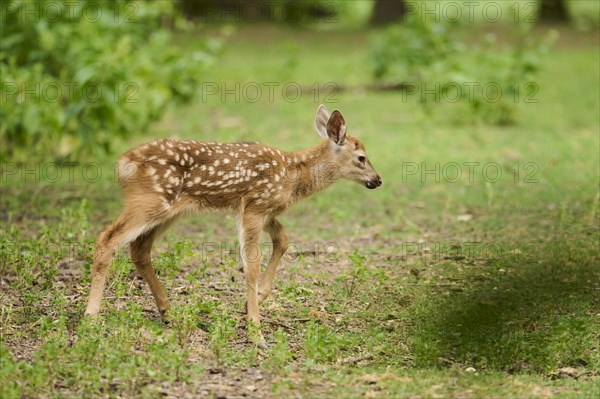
[263,329,295,374]
[302,322,359,365]
[155,236,194,279]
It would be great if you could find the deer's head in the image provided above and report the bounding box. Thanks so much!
[315,104,382,190]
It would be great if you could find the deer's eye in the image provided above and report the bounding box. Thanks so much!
[358,155,366,164]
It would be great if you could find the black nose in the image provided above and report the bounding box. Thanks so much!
[366,176,382,189]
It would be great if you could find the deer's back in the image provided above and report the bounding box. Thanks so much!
[117,139,291,214]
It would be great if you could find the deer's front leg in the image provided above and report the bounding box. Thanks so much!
[259,218,288,304]
[239,211,265,326]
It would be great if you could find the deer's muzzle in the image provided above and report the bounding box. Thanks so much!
[366,176,382,189]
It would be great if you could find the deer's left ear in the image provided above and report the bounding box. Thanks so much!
[315,104,330,139]
[327,110,347,145]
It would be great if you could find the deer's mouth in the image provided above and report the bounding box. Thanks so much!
[365,176,382,189]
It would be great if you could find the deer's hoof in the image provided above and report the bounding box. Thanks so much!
[159,309,170,324]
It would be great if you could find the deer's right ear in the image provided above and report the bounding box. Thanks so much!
[315,104,330,139]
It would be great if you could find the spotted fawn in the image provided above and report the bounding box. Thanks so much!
[85,105,382,340]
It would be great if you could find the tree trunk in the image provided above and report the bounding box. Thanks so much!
[370,0,406,25]
[539,0,569,23]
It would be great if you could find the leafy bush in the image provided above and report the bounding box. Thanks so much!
[371,10,557,125]
[0,0,219,161]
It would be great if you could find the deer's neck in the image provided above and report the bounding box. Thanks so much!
[286,141,338,201]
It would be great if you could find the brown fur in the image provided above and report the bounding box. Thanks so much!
[85,105,382,335]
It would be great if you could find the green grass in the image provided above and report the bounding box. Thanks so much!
[1,22,599,398]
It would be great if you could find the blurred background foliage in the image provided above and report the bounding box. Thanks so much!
[1,0,597,161]
[371,10,558,125]
[0,0,220,161]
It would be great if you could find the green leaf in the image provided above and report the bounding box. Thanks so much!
[22,105,40,134]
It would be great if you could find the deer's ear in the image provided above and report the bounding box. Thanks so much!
[326,110,347,145]
[315,104,330,139]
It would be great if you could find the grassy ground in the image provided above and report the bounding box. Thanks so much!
[1,22,599,398]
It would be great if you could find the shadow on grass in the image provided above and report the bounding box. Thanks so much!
[409,238,600,372]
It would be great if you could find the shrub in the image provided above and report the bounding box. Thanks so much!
[0,0,219,161]
[371,10,557,125]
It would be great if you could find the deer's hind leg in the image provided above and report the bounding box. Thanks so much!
[130,220,176,318]
[85,206,165,317]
